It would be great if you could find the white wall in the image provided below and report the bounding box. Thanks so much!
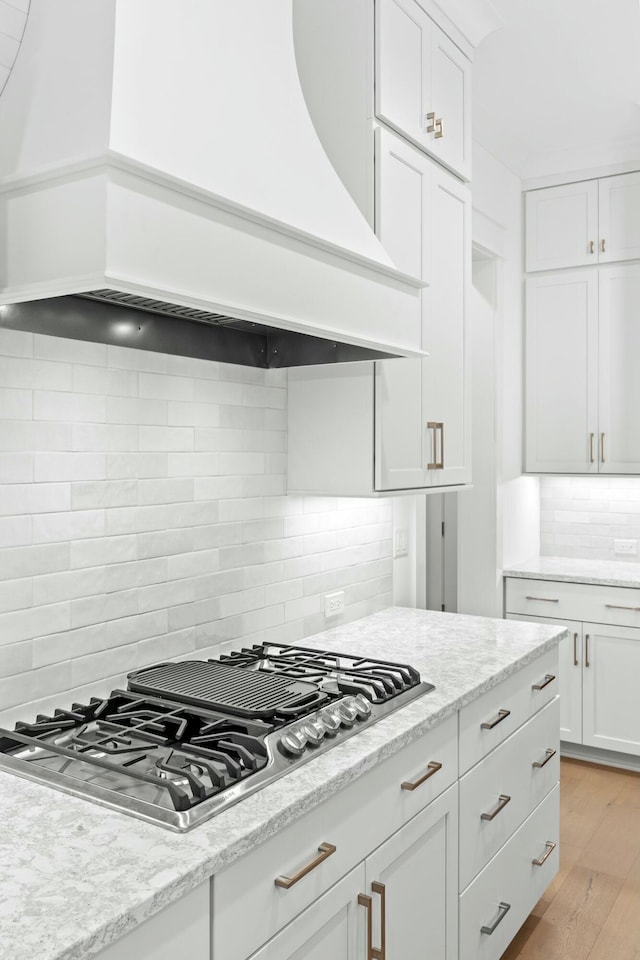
[0,327,393,727]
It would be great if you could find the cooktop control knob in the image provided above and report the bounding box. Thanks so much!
[337,699,358,726]
[352,694,373,719]
[279,729,306,757]
[299,720,324,746]
[319,708,341,736]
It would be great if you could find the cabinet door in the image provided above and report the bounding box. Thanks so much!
[423,165,471,487]
[375,0,432,151]
[598,264,640,473]
[429,24,471,180]
[582,622,640,757]
[363,785,458,960]
[525,270,598,473]
[525,181,598,272]
[374,128,431,490]
[247,865,365,960]
[599,171,640,263]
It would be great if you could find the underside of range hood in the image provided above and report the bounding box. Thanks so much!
[0,295,398,368]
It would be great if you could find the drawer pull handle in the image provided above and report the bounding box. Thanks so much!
[532,747,557,769]
[481,901,511,935]
[359,886,386,960]
[401,761,442,791]
[605,604,640,612]
[532,673,556,691]
[585,633,590,668]
[481,708,511,730]
[274,842,336,888]
[525,596,559,603]
[573,632,579,666]
[358,893,373,955]
[532,840,557,866]
[481,794,511,821]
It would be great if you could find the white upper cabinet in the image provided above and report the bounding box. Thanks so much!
[525,181,599,272]
[526,172,640,272]
[599,171,640,264]
[375,0,471,180]
[525,270,598,474]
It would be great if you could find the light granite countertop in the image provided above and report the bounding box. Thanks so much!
[0,607,564,960]
[504,556,640,588]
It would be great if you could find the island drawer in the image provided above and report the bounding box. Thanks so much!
[459,646,559,774]
[505,577,640,628]
[459,696,560,890]
[459,783,559,960]
[213,712,457,960]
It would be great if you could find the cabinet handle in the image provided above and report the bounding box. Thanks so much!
[532,747,557,768]
[274,842,336,888]
[435,116,444,138]
[532,673,556,691]
[401,760,442,791]
[532,840,557,866]
[589,240,595,254]
[601,238,606,253]
[426,111,436,133]
[573,632,579,666]
[601,432,605,463]
[585,633,590,668]
[481,708,511,730]
[605,604,640,612]
[590,432,595,463]
[525,595,559,603]
[371,882,386,960]
[427,421,444,470]
[481,794,511,821]
[358,893,373,956]
[481,901,511,935]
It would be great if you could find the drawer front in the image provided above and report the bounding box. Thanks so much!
[214,713,457,960]
[459,647,559,774]
[459,783,560,960]
[459,697,560,890]
[505,576,640,628]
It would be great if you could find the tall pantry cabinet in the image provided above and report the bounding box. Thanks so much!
[288,0,472,496]
[525,172,640,474]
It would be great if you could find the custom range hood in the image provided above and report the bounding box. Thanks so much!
[0,0,424,367]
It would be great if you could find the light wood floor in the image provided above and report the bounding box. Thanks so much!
[501,757,640,960]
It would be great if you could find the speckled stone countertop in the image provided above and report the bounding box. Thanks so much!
[504,556,640,588]
[0,607,564,960]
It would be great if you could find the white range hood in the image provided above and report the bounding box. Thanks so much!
[0,0,424,361]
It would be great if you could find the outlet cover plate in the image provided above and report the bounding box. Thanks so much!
[324,591,345,618]
[614,539,638,556]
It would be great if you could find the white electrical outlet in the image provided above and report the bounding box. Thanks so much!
[324,591,345,618]
[614,539,638,556]
[394,528,409,558]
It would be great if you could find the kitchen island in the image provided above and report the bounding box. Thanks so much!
[0,607,564,960]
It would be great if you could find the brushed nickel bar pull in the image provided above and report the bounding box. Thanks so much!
[589,240,595,254]
[532,840,556,867]
[426,111,437,133]
[601,432,605,463]
[481,901,511,935]
[532,747,557,769]
[585,633,590,668]
[481,708,511,730]
[371,882,386,960]
[601,238,606,253]
[532,673,556,691]
[605,604,640,612]
[427,422,444,470]
[401,761,443,791]
[274,842,336,888]
[481,794,511,821]
[590,432,595,463]
[573,632,579,666]
[439,422,445,468]
[525,596,559,603]
[358,893,373,960]
[435,116,444,138]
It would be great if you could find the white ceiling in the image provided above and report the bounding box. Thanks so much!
[473,0,640,182]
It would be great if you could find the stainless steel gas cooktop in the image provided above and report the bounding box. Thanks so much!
[0,642,433,832]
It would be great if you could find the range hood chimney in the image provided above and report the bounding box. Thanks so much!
[0,0,424,366]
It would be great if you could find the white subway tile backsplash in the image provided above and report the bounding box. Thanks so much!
[0,334,392,718]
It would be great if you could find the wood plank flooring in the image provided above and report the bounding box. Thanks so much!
[500,758,640,960]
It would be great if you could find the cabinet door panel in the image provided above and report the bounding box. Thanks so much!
[525,270,598,473]
[364,785,458,960]
[599,171,640,263]
[423,166,471,486]
[582,622,640,756]
[429,25,471,180]
[526,181,598,272]
[375,357,427,489]
[248,865,365,960]
[598,264,640,473]
[375,0,431,150]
